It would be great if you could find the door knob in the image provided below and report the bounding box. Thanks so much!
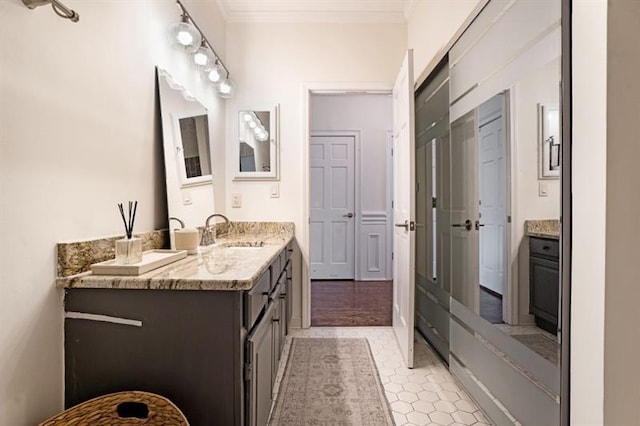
[343,212,354,218]
[395,220,416,231]
[475,220,485,230]
[451,219,473,231]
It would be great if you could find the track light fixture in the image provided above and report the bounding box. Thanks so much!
[170,0,235,99]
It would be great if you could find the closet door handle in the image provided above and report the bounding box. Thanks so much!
[343,212,354,218]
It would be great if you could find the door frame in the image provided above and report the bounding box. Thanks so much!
[309,130,361,280]
[301,83,393,328]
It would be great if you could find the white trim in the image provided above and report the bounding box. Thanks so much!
[65,311,143,327]
[386,130,394,280]
[301,82,393,328]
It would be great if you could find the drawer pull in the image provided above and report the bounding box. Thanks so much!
[543,246,550,250]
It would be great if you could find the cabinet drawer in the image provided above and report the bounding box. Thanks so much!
[244,271,270,331]
[529,237,559,259]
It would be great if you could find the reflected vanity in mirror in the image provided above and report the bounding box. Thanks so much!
[234,106,279,180]
[157,67,215,231]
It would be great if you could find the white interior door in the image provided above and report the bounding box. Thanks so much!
[478,103,506,297]
[450,111,479,312]
[392,50,416,369]
[310,135,356,279]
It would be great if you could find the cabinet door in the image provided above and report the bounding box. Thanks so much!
[529,256,559,326]
[271,295,282,388]
[246,302,275,426]
[284,259,293,331]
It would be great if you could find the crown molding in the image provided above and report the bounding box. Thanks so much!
[216,1,409,24]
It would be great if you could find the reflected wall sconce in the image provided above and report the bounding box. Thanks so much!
[170,0,236,99]
[22,0,79,22]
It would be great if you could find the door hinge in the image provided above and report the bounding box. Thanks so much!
[244,363,252,380]
[507,215,512,223]
[391,252,394,260]
[431,197,436,208]
[391,200,394,208]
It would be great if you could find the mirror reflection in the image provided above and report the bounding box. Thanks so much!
[157,67,215,230]
[239,110,271,172]
[415,0,562,423]
[234,106,279,180]
[179,114,211,179]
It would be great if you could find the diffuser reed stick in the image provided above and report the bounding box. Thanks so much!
[118,201,138,239]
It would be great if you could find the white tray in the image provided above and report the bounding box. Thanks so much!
[91,249,187,276]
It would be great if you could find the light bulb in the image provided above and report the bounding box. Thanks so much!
[169,20,201,53]
[207,63,224,83]
[243,113,253,122]
[177,31,193,46]
[248,120,257,129]
[193,45,214,70]
[216,77,236,99]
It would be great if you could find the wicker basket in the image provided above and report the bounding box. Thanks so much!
[39,391,189,425]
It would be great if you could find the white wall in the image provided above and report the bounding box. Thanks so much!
[0,1,226,424]
[223,22,407,326]
[571,0,607,423]
[407,0,482,83]
[604,0,640,424]
[311,94,393,280]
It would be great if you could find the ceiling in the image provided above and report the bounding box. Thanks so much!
[216,0,417,23]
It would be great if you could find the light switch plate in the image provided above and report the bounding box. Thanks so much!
[538,182,548,197]
[270,183,280,198]
[231,193,241,208]
[182,190,192,205]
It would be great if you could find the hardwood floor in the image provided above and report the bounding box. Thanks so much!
[311,280,392,326]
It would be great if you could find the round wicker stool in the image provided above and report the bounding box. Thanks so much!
[39,391,189,425]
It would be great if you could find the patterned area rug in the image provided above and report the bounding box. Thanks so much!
[512,333,559,365]
[269,338,395,425]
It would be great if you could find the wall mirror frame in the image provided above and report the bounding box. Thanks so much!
[157,66,215,232]
[234,105,279,181]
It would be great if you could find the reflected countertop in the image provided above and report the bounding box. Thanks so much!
[524,219,560,240]
[57,223,294,291]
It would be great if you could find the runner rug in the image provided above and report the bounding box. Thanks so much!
[269,337,395,425]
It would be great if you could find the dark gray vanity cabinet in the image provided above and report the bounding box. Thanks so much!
[529,236,559,334]
[246,245,292,426]
[64,242,294,426]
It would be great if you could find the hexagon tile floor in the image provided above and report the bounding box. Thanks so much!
[274,327,492,426]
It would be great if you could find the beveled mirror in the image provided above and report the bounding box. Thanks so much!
[234,105,279,180]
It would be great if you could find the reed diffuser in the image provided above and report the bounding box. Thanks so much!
[115,201,142,264]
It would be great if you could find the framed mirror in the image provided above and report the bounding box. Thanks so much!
[234,105,279,180]
[158,69,212,188]
[157,67,215,230]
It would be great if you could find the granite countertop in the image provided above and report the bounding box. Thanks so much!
[524,219,560,240]
[57,222,294,291]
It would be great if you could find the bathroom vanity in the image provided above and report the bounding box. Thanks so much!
[59,223,295,426]
[525,220,560,334]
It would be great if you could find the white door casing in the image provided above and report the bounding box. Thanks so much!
[450,110,480,313]
[310,135,356,279]
[392,50,416,369]
[478,99,506,297]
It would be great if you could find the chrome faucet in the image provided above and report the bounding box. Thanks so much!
[201,213,230,246]
[168,217,185,229]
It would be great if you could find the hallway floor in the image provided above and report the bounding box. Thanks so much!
[311,280,393,326]
[275,327,491,426]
